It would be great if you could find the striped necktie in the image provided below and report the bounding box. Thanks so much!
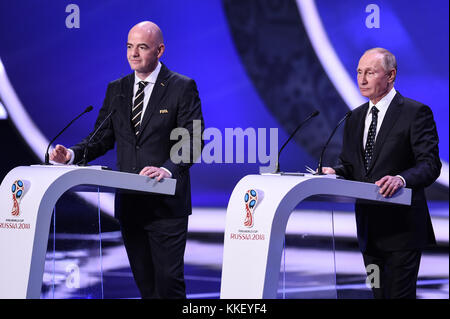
[364,106,379,171]
[132,81,149,135]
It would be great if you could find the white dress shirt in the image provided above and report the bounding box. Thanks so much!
[65,62,171,177]
[132,62,171,177]
[362,87,405,186]
[363,87,397,147]
[133,61,162,123]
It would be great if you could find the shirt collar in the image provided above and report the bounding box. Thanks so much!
[134,61,162,86]
[369,87,397,113]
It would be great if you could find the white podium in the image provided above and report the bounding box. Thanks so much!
[0,165,176,299]
[220,174,411,299]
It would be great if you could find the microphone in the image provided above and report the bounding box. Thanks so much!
[316,110,352,175]
[44,106,93,165]
[275,110,320,173]
[79,108,116,166]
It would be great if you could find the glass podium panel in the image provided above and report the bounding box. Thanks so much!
[277,200,337,299]
[40,186,104,299]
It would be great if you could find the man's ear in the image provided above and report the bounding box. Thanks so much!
[388,68,397,83]
[157,44,165,59]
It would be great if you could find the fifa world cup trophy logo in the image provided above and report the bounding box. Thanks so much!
[244,189,258,228]
[11,180,25,216]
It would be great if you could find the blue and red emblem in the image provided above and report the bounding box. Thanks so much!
[11,180,25,216]
[244,189,258,228]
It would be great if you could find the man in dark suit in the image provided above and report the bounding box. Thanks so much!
[323,48,441,299]
[50,21,204,298]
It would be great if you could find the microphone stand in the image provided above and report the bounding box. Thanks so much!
[44,106,93,165]
[274,110,320,173]
[79,108,116,166]
[315,111,352,175]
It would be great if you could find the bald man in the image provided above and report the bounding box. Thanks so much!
[323,48,440,299]
[50,21,204,299]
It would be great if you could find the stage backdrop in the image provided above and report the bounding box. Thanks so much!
[0,0,448,206]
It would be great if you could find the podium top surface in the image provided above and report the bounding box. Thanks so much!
[5,165,176,196]
[246,173,411,206]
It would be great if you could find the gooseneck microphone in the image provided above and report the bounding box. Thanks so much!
[44,106,93,165]
[275,110,320,173]
[316,110,352,175]
[79,108,116,166]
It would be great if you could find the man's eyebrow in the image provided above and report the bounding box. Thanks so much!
[126,42,150,47]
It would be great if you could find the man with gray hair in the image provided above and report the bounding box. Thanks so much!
[50,21,204,298]
[322,48,440,299]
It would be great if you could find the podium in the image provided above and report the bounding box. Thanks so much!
[220,174,411,299]
[0,165,176,299]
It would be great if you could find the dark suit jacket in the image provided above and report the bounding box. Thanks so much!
[334,92,441,253]
[71,63,204,223]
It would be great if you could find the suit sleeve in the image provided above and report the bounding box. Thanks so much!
[399,104,441,188]
[70,83,116,164]
[162,79,204,177]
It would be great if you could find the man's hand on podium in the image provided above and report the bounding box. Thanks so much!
[321,167,336,174]
[321,167,404,198]
[49,144,72,164]
[139,166,171,182]
[375,175,405,198]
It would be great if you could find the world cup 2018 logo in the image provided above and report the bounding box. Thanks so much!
[11,180,25,216]
[244,189,258,228]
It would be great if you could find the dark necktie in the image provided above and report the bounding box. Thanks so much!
[364,106,379,171]
[131,81,149,135]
